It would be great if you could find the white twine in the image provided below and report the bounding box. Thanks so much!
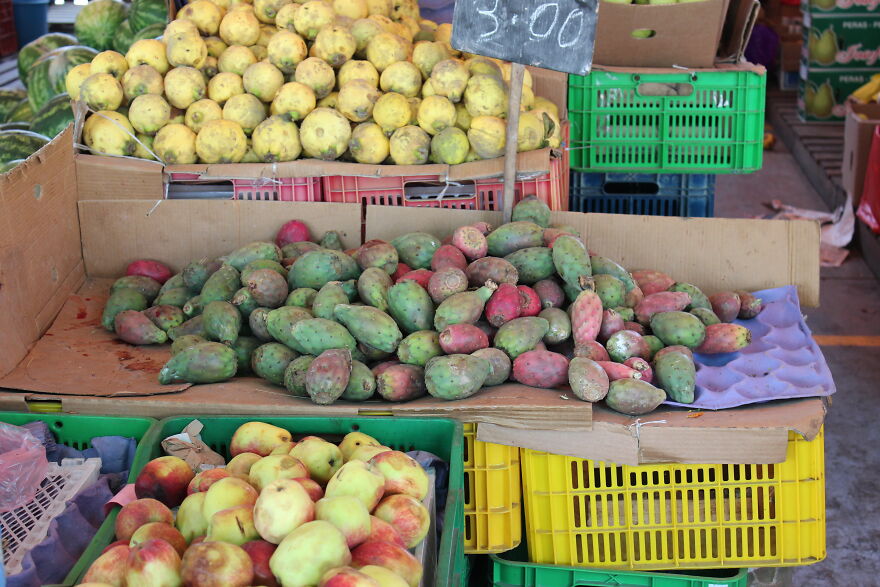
[78,106,163,162]
[627,418,668,441]
[146,200,162,216]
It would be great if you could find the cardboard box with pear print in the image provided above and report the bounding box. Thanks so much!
[798,65,878,120]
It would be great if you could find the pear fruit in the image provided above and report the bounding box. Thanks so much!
[325,460,386,511]
[289,436,344,484]
[254,478,316,544]
[339,431,382,461]
[811,80,835,119]
[812,27,838,66]
[269,520,352,586]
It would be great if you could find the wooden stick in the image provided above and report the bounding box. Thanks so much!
[502,62,525,224]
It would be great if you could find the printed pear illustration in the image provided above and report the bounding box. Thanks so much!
[810,0,837,11]
[810,27,839,66]
[810,81,835,119]
[808,29,821,63]
[804,81,817,116]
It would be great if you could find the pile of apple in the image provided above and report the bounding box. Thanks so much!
[78,421,431,587]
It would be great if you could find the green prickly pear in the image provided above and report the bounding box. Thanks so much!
[342,360,376,401]
[486,221,544,257]
[114,310,168,345]
[642,335,665,359]
[424,354,491,400]
[281,241,321,261]
[245,268,289,308]
[143,305,185,332]
[493,316,550,359]
[605,379,666,415]
[376,364,426,401]
[552,235,591,289]
[320,231,345,250]
[249,307,273,342]
[312,282,350,320]
[182,258,222,291]
[593,274,625,309]
[358,341,391,362]
[231,336,261,373]
[102,289,148,331]
[111,275,162,303]
[241,259,288,284]
[605,330,650,363]
[471,348,511,385]
[283,355,315,397]
[305,348,352,405]
[251,342,298,385]
[568,357,609,402]
[154,287,192,308]
[391,232,441,270]
[334,304,402,353]
[653,349,696,403]
[511,195,551,227]
[266,306,313,350]
[291,318,358,355]
[171,334,206,355]
[231,287,259,319]
[538,307,570,345]
[397,330,443,366]
[691,307,721,326]
[159,273,186,295]
[158,342,238,384]
[222,241,282,271]
[358,267,393,312]
[590,255,636,292]
[339,279,358,301]
[695,323,751,354]
[433,282,497,330]
[669,283,711,311]
[285,288,318,308]
[614,307,635,322]
[503,247,554,285]
[353,239,399,274]
[387,280,435,334]
[183,295,205,318]
[200,265,241,304]
[167,315,206,341]
[650,311,707,349]
[202,301,242,345]
[289,249,360,290]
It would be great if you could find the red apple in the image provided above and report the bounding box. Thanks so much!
[129,522,188,556]
[83,544,129,585]
[351,541,422,587]
[319,566,381,586]
[115,498,174,542]
[134,456,195,508]
[372,495,430,548]
[367,516,406,549]
[241,540,280,587]
[125,539,182,587]
[295,477,325,501]
[188,468,231,494]
[180,540,254,587]
[368,451,428,500]
[102,539,128,554]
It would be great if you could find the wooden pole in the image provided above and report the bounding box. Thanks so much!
[502,63,526,224]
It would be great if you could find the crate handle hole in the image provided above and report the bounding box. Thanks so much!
[351,423,359,431]
[403,181,476,202]
[630,28,655,39]
[637,83,695,98]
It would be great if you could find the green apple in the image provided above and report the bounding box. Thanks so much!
[290,436,344,484]
[325,460,386,510]
[207,505,260,545]
[338,431,382,462]
[181,541,254,587]
[229,421,293,457]
[202,477,259,520]
[254,478,316,544]
[269,520,351,586]
[360,565,409,587]
[176,492,209,543]
[349,444,392,462]
[316,496,372,548]
[249,454,310,491]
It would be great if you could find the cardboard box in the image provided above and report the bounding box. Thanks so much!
[798,64,878,120]
[802,12,880,68]
[842,101,880,202]
[802,0,880,16]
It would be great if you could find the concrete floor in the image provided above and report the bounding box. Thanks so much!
[716,138,880,585]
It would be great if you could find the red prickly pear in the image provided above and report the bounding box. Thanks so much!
[441,234,453,245]
[597,361,642,382]
[517,286,541,317]
[246,268,289,308]
[466,257,519,287]
[533,279,565,309]
[543,227,577,248]
[485,283,521,327]
[397,269,434,290]
[427,267,469,304]
[275,220,311,247]
[305,348,352,405]
[575,340,610,361]
[470,221,493,235]
[451,225,489,260]
[532,341,547,352]
[571,287,603,346]
[635,291,692,325]
[431,244,468,272]
[632,270,675,296]
[623,321,646,335]
[392,262,412,281]
[695,323,751,354]
[439,324,489,354]
[709,291,741,323]
[372,361,401,377]
[114,310,168,344]
[126,259,173,284]
[624,286,644,309]
[598,309,624,342]
[624,357,653,383]
[735,291,764,319]
[512,350,569,388]
[376,364,427,401]
[568,357,610,402]
[654,345,694,362]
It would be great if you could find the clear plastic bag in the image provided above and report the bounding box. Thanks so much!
[0,422,49,513]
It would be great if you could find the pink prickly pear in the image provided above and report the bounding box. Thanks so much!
[372,361,401,377]
[543,227,577,248]
[392,262,412,281]
[623,321,646,335]
[517,286,541,317]
[470,221,493,235]
[533,279,565,309]
[624,357,653,383]
[451,225,489,260]
[114,310,168,345]
[376,364,427,401]
[439,323,490,354]
[709,291,741,323]
[275,220,311,247]
[654,345,694,362]
[695,323,752,354]
[427,267,469,304]
[485,283,521,327]
[735,291,764,319]
[598,309,624,342]
[632,270,675,296]
[575,340,610,361]
[431,244,468,272]
[397,269,434,290]
[571,282,603,346]
[597,361,643,382]
[635,291,692,325]
[624,285,644,309]
[512,350,569,388]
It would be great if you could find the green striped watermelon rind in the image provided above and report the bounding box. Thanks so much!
[17,33,79,85]
[74,0,129,52]
[0,90,28,122]
[0,130,52,167]
[5,99,34,124]
[113,20,136,54]
[26,45,99,112]
[30,93,74,139]
[129,0,168,34]
[132,22,166,43]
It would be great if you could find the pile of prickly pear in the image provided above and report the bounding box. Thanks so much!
[103,197,763,416]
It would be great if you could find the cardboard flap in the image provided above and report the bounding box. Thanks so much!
[718,0,761,63]
[77,200,362,277]
[365,208,821,306]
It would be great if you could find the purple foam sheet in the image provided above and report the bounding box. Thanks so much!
[664,285,836,409]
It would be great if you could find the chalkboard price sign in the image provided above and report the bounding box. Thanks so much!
[451,0,599,76]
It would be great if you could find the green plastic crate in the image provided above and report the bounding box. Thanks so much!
[0,412,156,587]
[67,415,466,587]
[491,543,749,587]
[568,69,766,173]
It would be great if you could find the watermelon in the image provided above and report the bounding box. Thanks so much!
[74,0,128,51]
[113,20,136,54]
[5,99,34,124]
[1,159,26,174]
[0,90,27,121]
[132,23,165,42]
[129,0,168,33]
[30,93,74,138]
[17,33,79,85]
[0,130,51,167]
[26,45,98,111]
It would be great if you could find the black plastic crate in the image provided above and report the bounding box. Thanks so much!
[569,172,715,217]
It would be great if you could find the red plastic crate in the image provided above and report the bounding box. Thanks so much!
[168,173,322,201]
[0,0,16,57]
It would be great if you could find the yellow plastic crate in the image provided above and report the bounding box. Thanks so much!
[463,423,522,554]
[521,429,825,570]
